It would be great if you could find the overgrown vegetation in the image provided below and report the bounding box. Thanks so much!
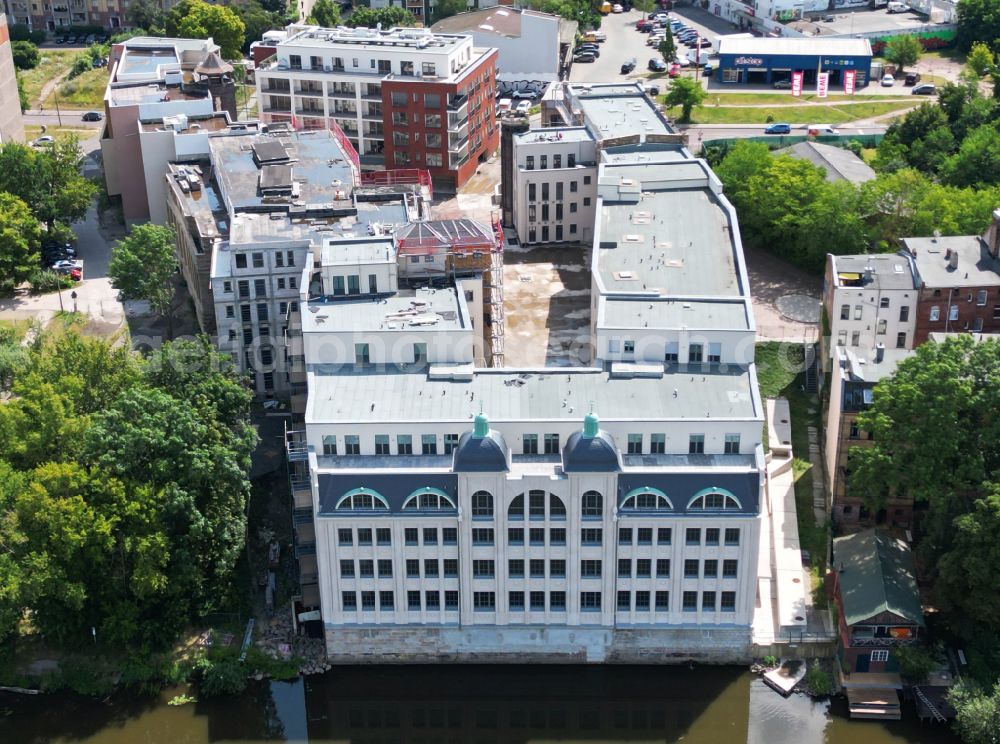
[804,659,836,697]
[894,644,938,683]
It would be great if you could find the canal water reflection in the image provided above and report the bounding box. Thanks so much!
[0,665,959,744]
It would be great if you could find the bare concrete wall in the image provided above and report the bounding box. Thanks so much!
[0,15,26,145]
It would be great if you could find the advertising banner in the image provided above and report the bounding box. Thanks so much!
[791,70,803,97]
[817,71,829,98]
[844,69,856,95]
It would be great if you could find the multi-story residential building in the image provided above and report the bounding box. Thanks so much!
[280,82,811,663]
[822,253,919,370]
[101,36,237,223]
[0,14,25,144]
[824,344,914,527]
[254,25,499,187]
[903,211,1000,344]
[3,0,128,31]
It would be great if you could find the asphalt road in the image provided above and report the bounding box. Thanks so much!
[24,110,105,129]
[682,123,888,146]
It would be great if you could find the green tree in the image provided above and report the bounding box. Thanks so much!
[940,122,1000,187]
[165,0,246,60]
[663,76,705,122]
[433,0,467,22]
[0,193,43,293]
[0,137,96,231]
[16,73,29,112]
[109,224,178,338]
[950,680,1000,744]
[11,41,40,70]
[237,0,282,52]
[127,0,166,32]
[633,0,656,11]
[883,34,923,76]
[307,0,342,26]
[658,28,677,65]
[893,645,937,683]
[345,6,417,28]
[956,0,1000,51]
[967,41,996,76]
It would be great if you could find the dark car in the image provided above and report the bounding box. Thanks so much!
[648,58,668,72]
[904,72,921,86]
[702,63,714,76]
[82,111,103,121]
[621,59,637,74]
[573,52,597,63]
[699,39,712,47]
[764,122,792,134]
[912,83,936,95]
[574,46,599,58]
[773,79,793,89]
[56,35,67,44]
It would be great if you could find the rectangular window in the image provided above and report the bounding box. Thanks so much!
[404,527,418,545]
[445,591,459,610]
[530,528,545,545]
[357,528,372,545]
[682,591,698,611]
[656,559,671,578]
[581,528,602,545]
[340,559,355,578]
[619,527,632,545]
[950,305,959,321]
[637,528,652,545]
[443,433,459,454]
[342,591,357,610]
[354,343,370,365]
[508,559,524,577]
[686,528,700,546]
[549,559,566,577]
[235,254,248,270]
[721,591,737,612]
[530,591,545,610]
[684,559,699,578]
[635,559,652,578]
[358,560,374,578]
[840,304,850,320]
[530,559,546,578]
[725,528,741,546]
[473,592,496,611]
[930,306,941,321]
[374,435,390,455]
[851,331,861,346]
[899,305,909,322]
[657,527,672,545]
[322,435,337,456]
[543,433,560,454]
[397,435,412,455]
[473,559,495,578]
[525,156,534,170]
[522,433,538,454]
[421,434,437,455]
[509,591,525,610]
[618,558,631,578]
[425,591,440,610]
[507,526,525,545]
[702,591,716,611]
[378,591,394,610]
[897,332,907,348]
[550,527,566,545]
[655,591,670,610]
[550,591,566,610]
[705,528,720,546]
[627,434,643,454]
[376,528,391,546]
[617,591,631,611]
[724,433,740,455]
[406,559,420,578]
[442,528,457,545]
[423,527,437,546]
[254,279,267,298]
[338,528,352,545]
[707,342,721,363]
[871,649,889,662]
[424,559,439,578]
[580,592,602,611]
[443,559,458,577]
[407,591,422,611]
[344,435,360,456]
[540,155,548,170]
[635,591,650,611]
[361,591,376,610]
[977,290,988,306]
[854,305,863,320]
[703,559,718,578]
[472,528,494,545]
[581,560,602,578]
[880,296,890,309]
[723,559,738,578]
[877,319,887,335]
[689,434,705,454]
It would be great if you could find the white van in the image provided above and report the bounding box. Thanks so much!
[887,1,908,12]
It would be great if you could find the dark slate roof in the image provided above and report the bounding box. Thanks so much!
[833,529,924,627]
[616,470,760,514]
[317,472,458,515]
[562,430,622,473]
[453,429,510,472]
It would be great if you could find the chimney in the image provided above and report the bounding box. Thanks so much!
[949,251,959,270]
[875,343,885,364]
[986,208,1000,259]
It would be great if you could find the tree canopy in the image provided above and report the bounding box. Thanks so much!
[433,0,468,22]
[11,41,40,70]
[345,6,416,29]
[883,34,922,75]
[0,331,255,650]
[0,137,96,232]
[956,0,1000,51]
[307,0,342,27]
[658,29,676,65]
[165,0,246,60]
[109,224,178,337]
[0,193,42,293]
[663,76,706,123]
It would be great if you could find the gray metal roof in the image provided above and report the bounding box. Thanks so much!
[617,470,760,515]
[775,141,876,185]
[306,365,760,424]
[830,253,918,291]
[718,36,872,58]
[317,471,458,515]
[572,87,674,139]
[562,430,622,472]
[453,429,510,472]
[602,297,750,331]
[904,237,1000,288]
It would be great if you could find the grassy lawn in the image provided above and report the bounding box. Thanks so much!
[756,342,829,605]
[46,67,108,109]
[685,100,915,125]
[24,124,94,141]
[0,319,34,343]
[19,49,78,108]
[700,92,902,105]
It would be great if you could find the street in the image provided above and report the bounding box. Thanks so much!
[682,122,888,145]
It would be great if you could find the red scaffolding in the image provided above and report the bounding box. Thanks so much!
[359,169,434,200]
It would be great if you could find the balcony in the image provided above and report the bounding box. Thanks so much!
[295,87,324,97]
[286,431,309,461]
[295,107,326,116]
[291,477,311,509]
[448,133,470,153]
[447,93,468,112]
[328,87,356,99]
[262,103,292,113]
[260,84,291,94]
[362,106,382,121]
[448,111,469,131]
[293,506,313,525]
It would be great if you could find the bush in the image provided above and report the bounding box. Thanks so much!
[804,659,836,697]
[28,269,74,294]
[194,657,247,697]
[120,653,192,694]
[69,53,92,79]
[41,657,117,697]
[11,41,40,70]
[894,645,937,683]
[8,23,32,41]
[763,654,778,667]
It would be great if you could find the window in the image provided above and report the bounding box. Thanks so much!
[686,528,700,546]
[472,528,494,545]
[550,496,567,521]
[689,434,705,454]
[977,290,988,306]
[544,433,560,454]
[877,319,887,335]
[443,528,457,545]
[703,560,718,578]
[635,559,651,578]
[405,528,418,545]
[225,305,234,319]
[445,591,459,609]
[840,304,850,320]
[509,591,525,610]
[444,433,459,454]
[526,156,534,170]
[655,591,670,610]
[529,491,546,519]
[421,434,437,455]
[974,317,984,332]
[424,559,439,578]
[650,433,666,454]
[723,559,738,578]
[354,343,370,365]
[361,591,376,610]
[849,421,860,439]
[423,527,437,546]
[473,592,496,611]
[683,591,698,611]
[871,650,889,662]
[618,558,631,578]
[854,305,863,320]
[332,276,345,296]
[375,435,390,455]
[621,491,672,510]
[627,434,643,454]
[702,591,716,611]
[851,331,861,346]
[358,560,374,578]
[509,559,525,577]
[634,591,650,611]
[378,559,393,578]
[523,434,538,454]
[899,305,909,322]
[617,591,631,611]
[580,592,601,611]
[725,528,741,546]
[724,434,740,455]
[235,254,248,270]
[378,591,394,610]
[473,560,495,578]
[322,435,337,456]
[398,435,412,455]
[684,559,699,578]
[657,528,672,545]
[656,559,671,577]
[540,155,548,170]
[838,331,847,346]
[407,591,422,611]
[254,279,267,297]
[471,491,494,518]
[344,435,360,456]
[581,491,603,518]
[338,528,352,545]
[426,153,443,168]
[581,528,602,545]
[688,343,703,364]
[529,559,546,578]
[406,559,420,578]
[708,343,722,363]
[443,559,459,577]
[426,591,440,610]
[721,592,736,612]
[550,591,566,610]
[508,527,524,545]
[705,528,720,546]
[401,491,456,511]
[583,197,591,206]
[637,528,652,545]
[550,559,566,577]
[689,490,742,510]
[343,591,357,610]
[581,560,602,578]
[950,304,959,321]
[376,528,391,546]
[896,332,907,348]
[619,527,632,545]
[550,528,566,545]
[340,559,355,578]
[336,490,389,511]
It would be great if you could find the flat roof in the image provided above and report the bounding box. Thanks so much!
[306,365,760,424]
[432,6,530,37]
[717,36,872,58]
[108,79,209,107]
[119,47,178,77]
[775,141,876,185]
[831,253,916,291]
[514,126,593,145]
[596,161,744,298]
[209,129,355,213]
[140,112,232,133]
[574,89,674,139]
[838,345,913,384]
[280,25,467,53]
[320,236,396,266]
[302,286,468,334]
[603,297,751,331]
[904,236,1000,288]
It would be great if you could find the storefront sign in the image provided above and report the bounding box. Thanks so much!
[734,56,764,66]
[791,70,803,98]
[844,69,856,95]
[817,71,829,98]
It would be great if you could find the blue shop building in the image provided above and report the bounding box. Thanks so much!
[716,36,873,87]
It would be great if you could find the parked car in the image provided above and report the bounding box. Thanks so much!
[574,52,597,63]
[574,47,599,58]
[592,31,607,42]
[575,43,600,53]
[764,122,791,134]
[511,88,537,99]
[674,55,690,67]
[912,83,937,95]
[822,14,835,21]
[32,136,54,147]
[497,98,512,114]
[668,64,681,77]
[51,259,82,272]
[56,35,67,44]
[702,63,714,77]
[637,21,653,31]
[648,58,668,72]
[698,39,712,48]
[773,78,793,89]
[612,4,624,12]
[881,73,895,86]
[515,100,532,113]
[807,123,839,135]
[904,72,921,85]
[646,85,660,96]
[82,111,103,121]
[621,58,637,74]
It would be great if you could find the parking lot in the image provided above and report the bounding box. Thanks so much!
[787,6,941,36]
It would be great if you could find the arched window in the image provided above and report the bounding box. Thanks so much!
[508,494,524,520]
[687,488,742,511]
[582,491,603,518]
[549,494,566,520]
[402,488,457,511]
[621,487,673,511]
[471,490,494,518]
[335,488,390,511]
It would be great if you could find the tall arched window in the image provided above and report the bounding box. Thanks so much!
[620,487,673,511]
[549,494,566,520]
[402,488,457,511]
[335,488,390,511]
[582,491,603,518]
[471,490,494,519]
[508,494,524,520]
[687,488,741,511]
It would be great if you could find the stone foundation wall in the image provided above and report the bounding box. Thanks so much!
[325,625,754,664]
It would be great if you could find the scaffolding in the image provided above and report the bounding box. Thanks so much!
[395,217,505,366]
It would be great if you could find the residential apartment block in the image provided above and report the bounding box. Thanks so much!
[255,25,499,187]
[2,0,131,31]
[281,82,809,663]
[0,14,24,144]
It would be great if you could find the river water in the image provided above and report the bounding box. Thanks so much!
[0,665,958,744]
